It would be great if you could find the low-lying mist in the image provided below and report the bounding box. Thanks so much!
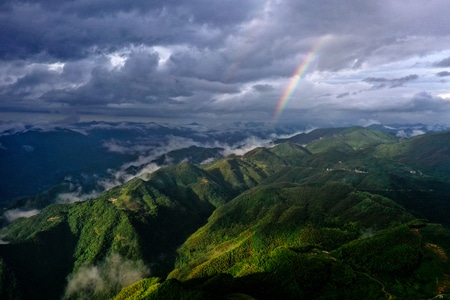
[64,254,149,299]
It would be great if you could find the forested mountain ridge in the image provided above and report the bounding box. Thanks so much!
[0,127,449,299]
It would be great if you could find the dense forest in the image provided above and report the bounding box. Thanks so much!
[1,127,450,299]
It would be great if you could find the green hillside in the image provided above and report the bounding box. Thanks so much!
[0,161,229,299]
[169,183,414,279]
[305,127,396,153]
[376,131,450,179]
[0,127,449,299]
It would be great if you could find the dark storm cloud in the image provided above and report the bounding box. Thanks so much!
[433,57,450,67]
[362,75,419,89]
[336,93,350,99]
[0,3,170,59]
[42,50,191,105]
[167,48,229,82]
[404,92,449,113]
[34,48,241,121]
[253,84,274,92]
[436,71,450,77]
[0,0,259,60]
[1,0,450,125]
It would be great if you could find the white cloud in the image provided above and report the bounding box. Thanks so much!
[57,188,100,204]
[437,92,450,100]
[396,130,426,138]
[4,208,40,222]
[64,254,149,298]
[97,130,307,190]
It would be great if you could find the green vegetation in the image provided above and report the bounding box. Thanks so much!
[1,127,450,299]
[113,277,162,300]
[168,183,416,280]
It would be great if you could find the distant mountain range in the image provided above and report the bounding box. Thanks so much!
[0,121,284,206]
[0,124,450,299]
[1,121,447,207]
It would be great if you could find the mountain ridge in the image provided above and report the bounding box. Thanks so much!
[0,126,449,299]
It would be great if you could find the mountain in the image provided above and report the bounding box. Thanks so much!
[150,145,224,166]
[0,128,130,204]
[0,174,216,299]
[166,183,425,299]
[274,127,346,145]
[367,123,450,137]
[0,121,280,208]
[0,126,450,299]
[271,127,450,225]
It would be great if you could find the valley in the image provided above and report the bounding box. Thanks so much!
[0,125,449,299]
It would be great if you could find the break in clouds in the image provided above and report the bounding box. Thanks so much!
[1,1,450,126]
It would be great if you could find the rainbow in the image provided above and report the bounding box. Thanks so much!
[273,38,324,122]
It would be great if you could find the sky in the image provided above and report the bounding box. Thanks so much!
[1,0,450,127]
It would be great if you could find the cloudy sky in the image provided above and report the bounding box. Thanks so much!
[1,0,450,127]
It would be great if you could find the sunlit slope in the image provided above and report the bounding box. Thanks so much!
[375,131,450,178]
[134,183,449,299]
[1,126,450,299]
[305,126,398,153]
[0,161,230,299]
[0,152,283,299]
[168,183,415,281]
[268,128,450,225]
[202,153,276,194]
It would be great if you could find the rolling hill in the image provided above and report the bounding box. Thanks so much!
[0,126,449,299]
